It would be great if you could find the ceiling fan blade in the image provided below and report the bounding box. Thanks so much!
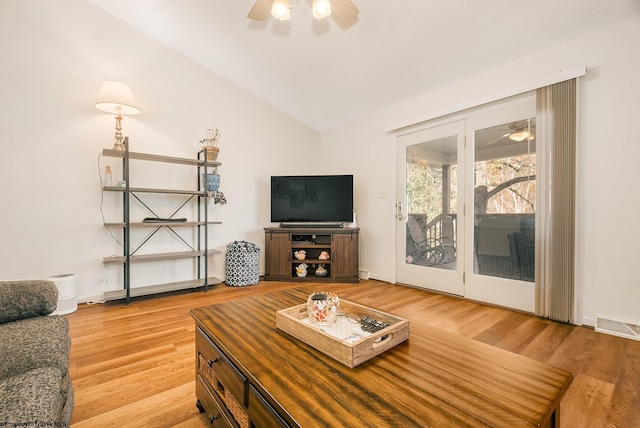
[248,0,274,21]
[486,133,510,145]
[331,0,359,22]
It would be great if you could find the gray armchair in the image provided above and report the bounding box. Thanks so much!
[0,280,74,427]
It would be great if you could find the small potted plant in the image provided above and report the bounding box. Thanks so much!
[199,128,220,161]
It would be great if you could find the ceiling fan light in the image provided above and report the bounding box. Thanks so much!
[509,131,531,142]
[271,0,291,20]
[312,0,332,19]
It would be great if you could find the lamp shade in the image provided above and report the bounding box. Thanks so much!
[95,80,141,115]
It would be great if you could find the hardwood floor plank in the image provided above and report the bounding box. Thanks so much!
[605,340,640,427]
[71,344,190,390]
[472,310,532,346]
[519,321,574,363]
[72,362,194,422]
[446,306,509,339]
[491,317,554,354]
[64,279,640,426]
[72,382,201,428]
[560,373,615,428]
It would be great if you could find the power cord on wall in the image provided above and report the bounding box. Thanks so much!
[98,151,126,252]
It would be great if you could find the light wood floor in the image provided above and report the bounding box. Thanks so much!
[66,279,640,427]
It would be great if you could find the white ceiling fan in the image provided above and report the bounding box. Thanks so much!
[248,0,359,22]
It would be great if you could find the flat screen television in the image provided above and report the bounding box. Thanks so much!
[270,175,353,224]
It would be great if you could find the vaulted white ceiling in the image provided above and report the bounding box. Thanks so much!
[89,0,640,132]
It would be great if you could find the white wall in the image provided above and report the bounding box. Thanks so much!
[321,16,640,326]
[0,0,318,301]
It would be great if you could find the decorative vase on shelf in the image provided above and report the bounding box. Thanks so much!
[307,291,340,325]
[103,166,112,187]
[202,172,220,192]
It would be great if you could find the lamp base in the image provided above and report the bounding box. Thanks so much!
[112,139,125,151]
[112,114,125,151]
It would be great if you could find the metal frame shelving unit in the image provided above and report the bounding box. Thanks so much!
[102,137,222,304]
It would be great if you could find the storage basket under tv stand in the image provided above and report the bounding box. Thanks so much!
[264,227,359,283]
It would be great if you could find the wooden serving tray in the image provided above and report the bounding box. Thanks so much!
[276,299,409,368]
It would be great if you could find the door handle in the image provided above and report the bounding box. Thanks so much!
[396,202,403,221]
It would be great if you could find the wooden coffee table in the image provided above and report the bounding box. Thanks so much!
[190,288,573,427]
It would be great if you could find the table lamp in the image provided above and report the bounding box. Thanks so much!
[95,80,141,151]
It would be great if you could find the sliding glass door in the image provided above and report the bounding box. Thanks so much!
[396,95,537,312]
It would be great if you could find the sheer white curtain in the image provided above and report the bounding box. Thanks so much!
[535,79,577,323]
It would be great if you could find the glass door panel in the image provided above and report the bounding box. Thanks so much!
[396,121,465,296]
[473,119,536,281]
[464,95,536,312]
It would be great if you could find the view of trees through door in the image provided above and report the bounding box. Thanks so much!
[397,120,465,297]
[473,118,536,282]
[398,95,540,312]
[404,117,536,282]
[405,139,458,271]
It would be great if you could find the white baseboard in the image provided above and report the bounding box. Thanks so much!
[78,295,106,305]
[369,273,391,283]
[582,316,595,327]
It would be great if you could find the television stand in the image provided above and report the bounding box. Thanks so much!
[280,222,343,229]
[264,226,359,282]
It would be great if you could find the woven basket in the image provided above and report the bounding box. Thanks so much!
[225,241,261,287]
[198,354,249,428]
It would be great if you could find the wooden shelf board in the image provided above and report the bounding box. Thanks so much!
[104,221,222,228]
[103,277,222,301]
[292,243,331,248]
[102,250,222,264]
[265,275,358,282]
[103,186,206,196]
[102,148,221,168]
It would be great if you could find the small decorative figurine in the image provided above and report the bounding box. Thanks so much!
[319,251,330,260]
[315,264,328,277]
[296,263,308,277]
[294,250,307,260]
